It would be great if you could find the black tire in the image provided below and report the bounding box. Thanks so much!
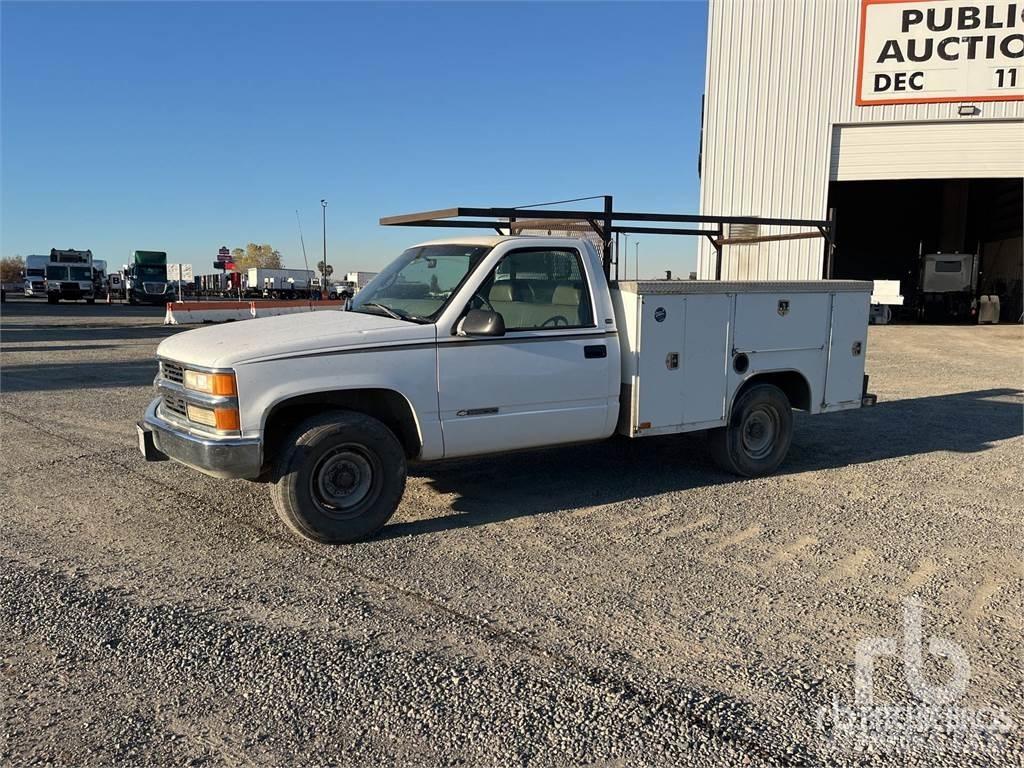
[85,298,95,305]
[709,383,793,477]
[270,411,406,543]
[47,295,58,304]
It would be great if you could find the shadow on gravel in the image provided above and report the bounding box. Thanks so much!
[0,359,159,392]
[388,388,1023,538]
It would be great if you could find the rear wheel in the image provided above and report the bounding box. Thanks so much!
[47,295,58,304]
[270,411,407,543]
[709,383,793,477]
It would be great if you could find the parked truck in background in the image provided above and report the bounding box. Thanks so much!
[328,271,378,301]
[246,268,317,299]
[139,202,876,545]
[125,251,172,305]
[917,252,978,323]
[193,272,242,298]
[92,259,108,299]
[45,249,95,304]
[22,255,48,297]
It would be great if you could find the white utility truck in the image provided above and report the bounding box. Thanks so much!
[138,201,875,543]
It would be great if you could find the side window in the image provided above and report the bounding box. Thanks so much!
[483,248,594,330]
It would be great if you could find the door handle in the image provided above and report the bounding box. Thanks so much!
[584,344,607,359]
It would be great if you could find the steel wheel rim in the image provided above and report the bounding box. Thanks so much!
[310,445,379,518]
[741,406,778,460]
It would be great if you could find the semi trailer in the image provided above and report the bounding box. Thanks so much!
[246,268,317,298]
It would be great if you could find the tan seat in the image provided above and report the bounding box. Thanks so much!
[488,282,588,329]
[488,283,521,327]
[549,285,584,326]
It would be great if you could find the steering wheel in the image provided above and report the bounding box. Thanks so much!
[541,315,569,328]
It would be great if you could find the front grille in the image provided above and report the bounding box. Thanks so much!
[161,361,184,384]
[31,282,45,290]
[144,282,166,295]
[162,392,188,417]
[61,282,80,291]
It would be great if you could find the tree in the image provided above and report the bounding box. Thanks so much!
[0,256,25,283]
[229,243,282,271]
[317,260,334,280]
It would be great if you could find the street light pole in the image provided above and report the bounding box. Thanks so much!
[635,241,640,281]
[320,199,328,285]
[622,234,629,278]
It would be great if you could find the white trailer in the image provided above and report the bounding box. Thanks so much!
[246,268,316,298]
[344,271,378,290]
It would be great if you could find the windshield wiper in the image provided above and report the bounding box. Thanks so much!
[357,302,407,321]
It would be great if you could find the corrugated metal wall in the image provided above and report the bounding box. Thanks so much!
[697,0,1024,280]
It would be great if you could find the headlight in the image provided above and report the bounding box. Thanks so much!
[186,403,240,431]
[183,370,237,396]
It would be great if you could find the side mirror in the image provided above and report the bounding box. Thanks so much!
[458,309,505,337]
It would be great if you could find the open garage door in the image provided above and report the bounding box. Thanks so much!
[830,121,1024,181]
[827,178,1022,322]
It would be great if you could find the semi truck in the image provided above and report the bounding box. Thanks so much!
[45,249,95,303]
[138,200,876,544]
[22,255,48,297]
[125,251,172,305]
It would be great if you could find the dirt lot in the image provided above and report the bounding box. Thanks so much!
[2,298,1022,766]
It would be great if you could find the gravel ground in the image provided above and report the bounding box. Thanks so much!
[1,298,1022,766]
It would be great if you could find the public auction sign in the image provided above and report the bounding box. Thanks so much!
[857,0,1024,105]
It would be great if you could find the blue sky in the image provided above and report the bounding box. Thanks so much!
[2,1,708,277]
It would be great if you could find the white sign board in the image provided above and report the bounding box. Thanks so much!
[167,264,194,281]
[857,0,1024,105]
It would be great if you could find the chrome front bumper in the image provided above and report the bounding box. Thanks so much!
[137,397,262,479]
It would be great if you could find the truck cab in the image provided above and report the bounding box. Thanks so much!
[45,249,95,304]
[126,250,172,305]
[140,224,873,545]
[23,255,48,297]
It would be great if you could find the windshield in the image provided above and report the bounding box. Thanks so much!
[351,244,491,321]
[69,266,92,281]
[46,265,68,280]
[27,268,45,277]
[138,265,166,280]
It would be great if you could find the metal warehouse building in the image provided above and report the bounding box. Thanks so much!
[697,0,1023,320]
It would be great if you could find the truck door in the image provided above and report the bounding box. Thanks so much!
[437,246,616,458]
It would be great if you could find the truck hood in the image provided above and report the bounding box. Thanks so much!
[157,309,435,369]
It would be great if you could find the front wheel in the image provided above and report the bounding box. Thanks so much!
[270,411,407,543]
[708,383,793,477]
[47,295,58,304]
